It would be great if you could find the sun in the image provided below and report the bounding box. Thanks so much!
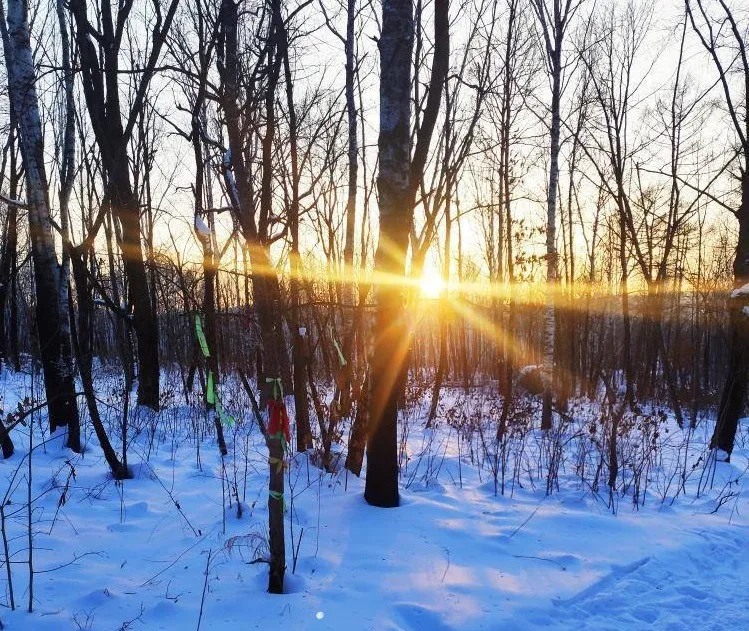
[420,269,445,299]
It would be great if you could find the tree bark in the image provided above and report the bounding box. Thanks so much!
[0,124,19,371]
[1,0,81,446]
[364,0,416,508]
[711,172,749,456]
[339,0,360,418]
[218,0,287,592]
[280,20,313,452]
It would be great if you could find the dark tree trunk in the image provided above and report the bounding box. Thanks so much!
[0,129,18,370]
[345,372,369,476]
[103,208,135,388]
[711,172,749,456]
[364,0,416,509]
[365,0,448,507]
[279,23,313,452]
[427,127,453,426]
[0,415,13,459]
[189,28,227,456]
[218,0,287,593]
[68,0,177,411]
[110,165,160,409]
[344,285,370,475]
[68,277,129,479]
[338,0,359,418]
[619,212,634,406]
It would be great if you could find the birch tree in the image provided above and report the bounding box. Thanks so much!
[530,0,583,430]
[0,0,81,449]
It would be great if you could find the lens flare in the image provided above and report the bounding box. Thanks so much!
[420,270,445,298]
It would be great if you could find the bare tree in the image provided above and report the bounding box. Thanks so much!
[686,0,749,458]
[69,0,180,410]
[365,0,448,507]
[217,0,309,593]
[530,0,583,430]
[1,0,81,448]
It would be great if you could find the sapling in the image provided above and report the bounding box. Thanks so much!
[48,460,75,534]
[196,548,212,631]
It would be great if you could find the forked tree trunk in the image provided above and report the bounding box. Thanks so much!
[68,0,176,411]
[68,271,129,479]
[219,0,287,592]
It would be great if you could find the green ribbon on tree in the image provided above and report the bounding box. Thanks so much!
[195,315,210,358]
[194,314,234,427]
[268,489,286,512]
[207,371,216,404]
[215,395,235,427]
[268,456,285,474]
[330,327,346,367]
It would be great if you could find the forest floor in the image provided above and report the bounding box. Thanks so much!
[0,368,747,630]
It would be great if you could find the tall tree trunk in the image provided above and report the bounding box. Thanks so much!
[541,23,562,432]
[193,114,227,456]
[56,0,81,452]
[685,0,749,458]
[103,208,135,386]
[219,0,287,593]
[280,25,313,452]
[364,0,448,507]
[619,211,634,406]
[0,125,19,370]
[344,285,370,475]
[111,165,160,409]
[711,172,749,456]
[365,0,416,508]
[339,0,359,418]
[1,0,80,446]
[68,266,129,479]
[427,176,451,425]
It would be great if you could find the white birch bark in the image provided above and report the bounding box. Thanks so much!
[1,0,80,441]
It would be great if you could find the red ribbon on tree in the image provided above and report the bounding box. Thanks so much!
[267,398,291,444]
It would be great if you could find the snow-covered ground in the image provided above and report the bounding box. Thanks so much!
[0,369,747,630]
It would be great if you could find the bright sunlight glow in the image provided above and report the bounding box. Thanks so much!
[420,270,445,299]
